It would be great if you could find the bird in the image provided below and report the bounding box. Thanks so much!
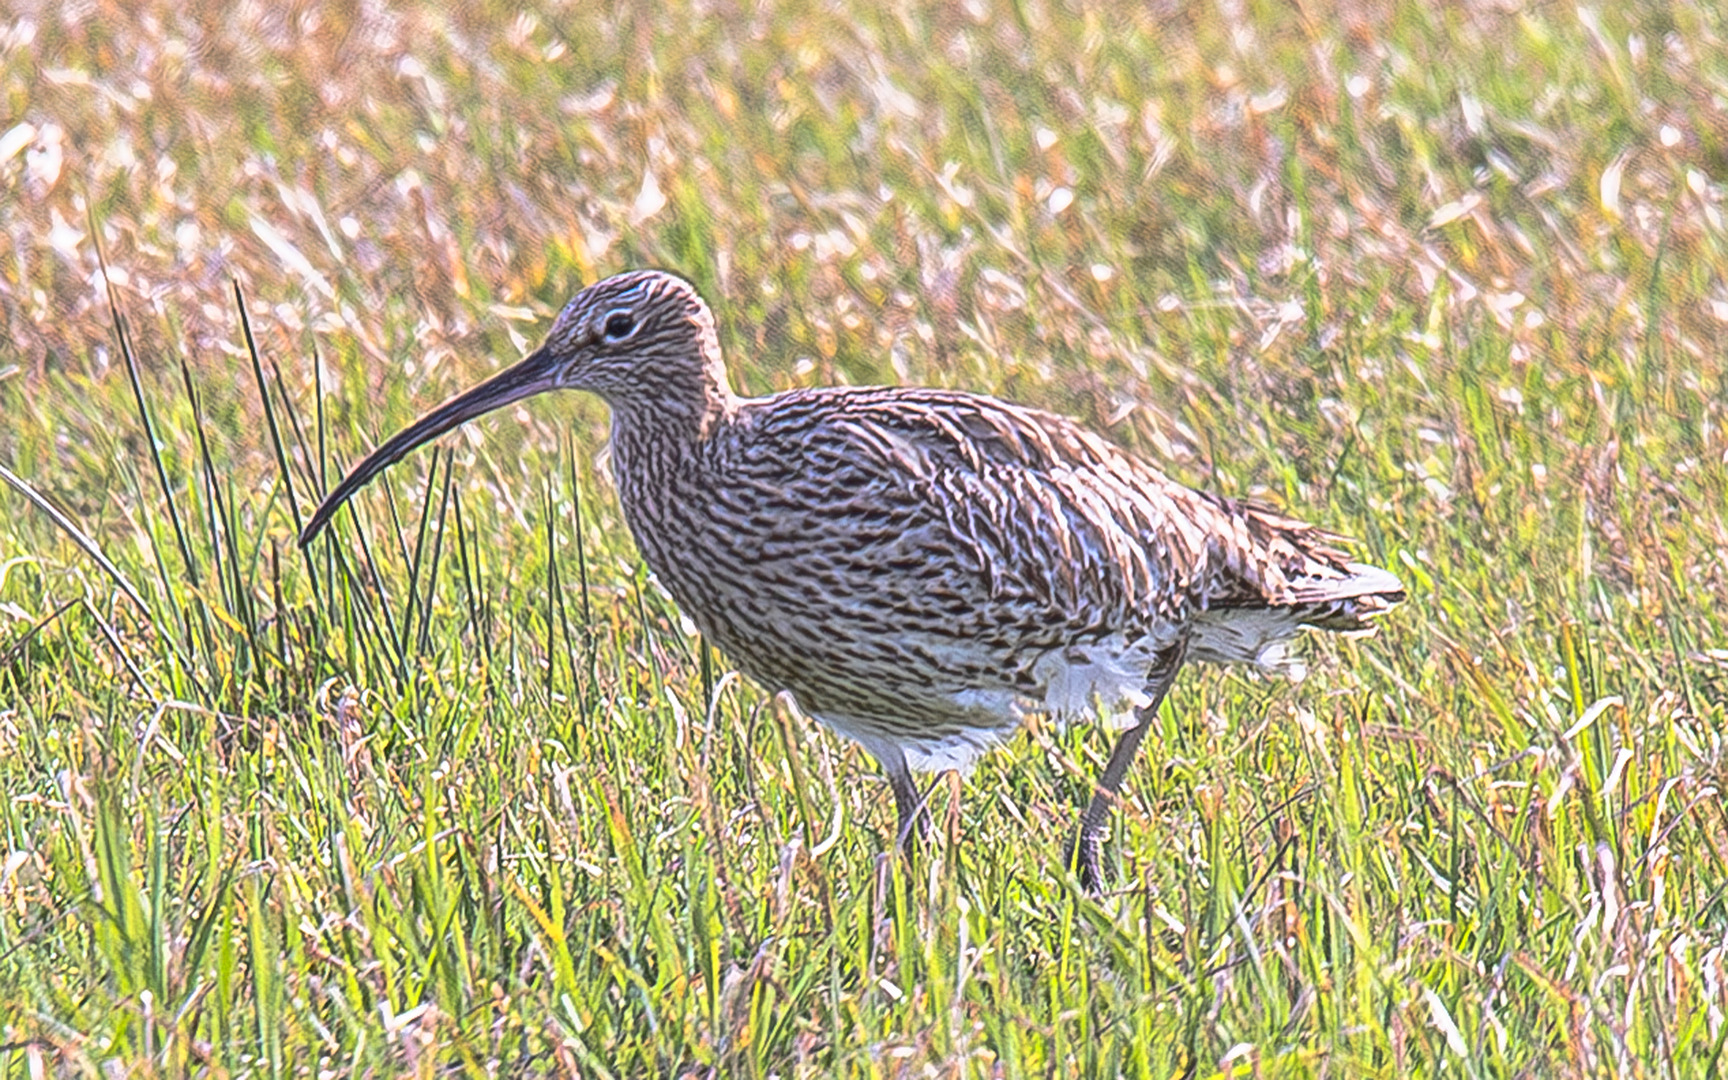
[300,269,1404,890]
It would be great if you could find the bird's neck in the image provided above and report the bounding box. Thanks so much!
[607,375,738,485]
[607,379,737,589]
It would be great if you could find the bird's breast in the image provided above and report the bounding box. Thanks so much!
[609,456,1062,711]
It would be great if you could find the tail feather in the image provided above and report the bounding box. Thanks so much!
[1280,562,1406,630]
[1287,562,1405,604]
[1189,560,1405,671]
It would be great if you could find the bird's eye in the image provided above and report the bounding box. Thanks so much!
[602,311,636,341]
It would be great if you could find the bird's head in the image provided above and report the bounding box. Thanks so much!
[539,269,726,402]
[298,269,731,547]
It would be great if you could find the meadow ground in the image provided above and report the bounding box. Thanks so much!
[2,0,1726,1075]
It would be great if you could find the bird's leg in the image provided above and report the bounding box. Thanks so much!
[1070,637,1188,893]
[883,748,935,855]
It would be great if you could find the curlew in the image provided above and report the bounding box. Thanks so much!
[300,270,1404,890]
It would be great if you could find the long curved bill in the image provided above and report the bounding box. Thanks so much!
[299,345,559,547]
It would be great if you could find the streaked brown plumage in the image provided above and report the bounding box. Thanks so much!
[301,269,1404,889]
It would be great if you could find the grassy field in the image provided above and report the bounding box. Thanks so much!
[2,0,1726,1075]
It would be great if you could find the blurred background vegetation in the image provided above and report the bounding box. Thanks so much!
[0,0,1725,1075]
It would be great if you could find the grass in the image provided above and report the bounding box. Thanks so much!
[1,0,1726,1074]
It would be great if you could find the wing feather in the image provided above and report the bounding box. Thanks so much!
[751,386,1397,634]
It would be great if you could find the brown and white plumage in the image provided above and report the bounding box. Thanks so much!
[301,269,1404,888]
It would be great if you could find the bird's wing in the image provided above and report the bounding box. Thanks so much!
[747,386,1379,628]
